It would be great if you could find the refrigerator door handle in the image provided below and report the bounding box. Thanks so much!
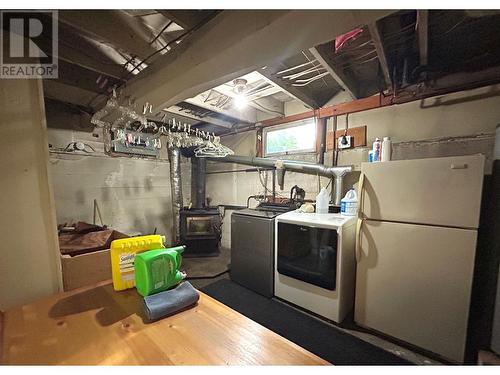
[451,163,468,169]
[355,218,363,263]
[358,172,365,218]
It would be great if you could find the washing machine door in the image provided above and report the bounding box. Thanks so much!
[277,222,338,290]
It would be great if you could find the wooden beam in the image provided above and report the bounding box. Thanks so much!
[367,22,392,88]
[258,110,316,127]
[258,94,392,127]
[318,94,392,118]
[309,47,357,100]
[121,10,393,112]
[417,10,429,67]
[59,10,157,59]
[0,310,4,364]
[316,117,327,163]
[327,125,367,150]
[158,10,218,29]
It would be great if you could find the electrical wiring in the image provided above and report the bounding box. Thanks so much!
[333,39,374,57]
[61,142,96,153]
[149,20,174,45]
[301,50,329,87]
[124,16,210,79]
[326,176,333,189]
[257,168,286,199]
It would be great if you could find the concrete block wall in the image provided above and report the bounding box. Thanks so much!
[45,105,191,245]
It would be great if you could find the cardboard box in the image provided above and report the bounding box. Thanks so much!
[59,230,128,291]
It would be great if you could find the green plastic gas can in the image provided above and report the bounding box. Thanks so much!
[134,246,186,296]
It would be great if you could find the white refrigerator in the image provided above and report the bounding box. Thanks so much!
[354,154,485,363]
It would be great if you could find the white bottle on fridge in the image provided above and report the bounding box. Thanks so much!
[315,187,329,214]
[381,136,392,162]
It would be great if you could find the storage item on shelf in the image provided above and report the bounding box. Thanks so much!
[315,187,329,214]
[372,137,382,162]
[110,234,166,291]
[134,246,186,297]
[340,188,358,216]
[381,136,392,162]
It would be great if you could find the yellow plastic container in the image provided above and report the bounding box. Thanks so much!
[110,234,166,291]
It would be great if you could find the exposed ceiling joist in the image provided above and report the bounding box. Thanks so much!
[56,60,124,95]
[244,85,282,102]
[43,80,100,108]
[58,10,158,59]
[36,30,126,79]
[417,10,429,67]
[157,10,217,29]
[184,90,257,123]
[165,105,235,129]
[395,65,500,103]
[259,68,319,109]
[309,47,357,100]
[121,10,393,112]
[251,97,285,117]
[367,22,392,88]
[56,44,124,80]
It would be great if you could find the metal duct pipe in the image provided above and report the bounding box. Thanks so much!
[191,157,206,209]
[168,147,183,244]
[207,155,352,205]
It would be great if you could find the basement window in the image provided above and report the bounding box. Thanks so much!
[263,119,316,156]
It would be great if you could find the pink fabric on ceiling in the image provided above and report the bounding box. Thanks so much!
[335,28,364,52]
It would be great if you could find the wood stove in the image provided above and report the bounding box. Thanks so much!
[180,207,221,257]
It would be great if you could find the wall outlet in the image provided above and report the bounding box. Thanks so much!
[337,135,352,149]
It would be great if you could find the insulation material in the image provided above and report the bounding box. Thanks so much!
[168,147,183,244]
[335,27,364,52]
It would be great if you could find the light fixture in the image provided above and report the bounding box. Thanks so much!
[233,94,247,109]
[232,78,248,109]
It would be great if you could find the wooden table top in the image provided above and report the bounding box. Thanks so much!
[1,281,328,365]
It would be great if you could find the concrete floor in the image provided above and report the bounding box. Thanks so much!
[183,247,441,365]
[183,246,231,289]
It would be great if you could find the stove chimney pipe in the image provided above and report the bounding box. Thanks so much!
[191,157,206,209]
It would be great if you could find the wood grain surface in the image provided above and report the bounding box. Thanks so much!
[1,281,328,365]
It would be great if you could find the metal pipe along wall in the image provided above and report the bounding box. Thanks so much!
[207,155,352,205]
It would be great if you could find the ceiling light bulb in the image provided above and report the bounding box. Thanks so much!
[234,94,247,109]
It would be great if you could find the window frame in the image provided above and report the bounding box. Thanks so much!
[262,118,317,157]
